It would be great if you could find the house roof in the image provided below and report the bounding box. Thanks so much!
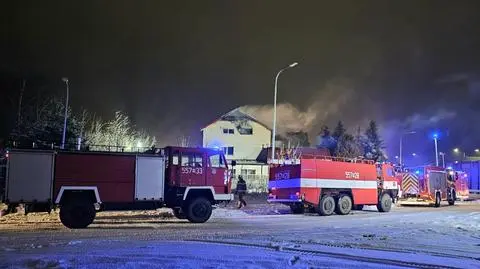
[201,107,271,131]
[256,147,331,163]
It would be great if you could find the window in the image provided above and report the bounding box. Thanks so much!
[241,169,256,175]
[386,167,394,177]
[209,153,226,168]
[172,151,179,165]
[223,146,234,156]
[223,128,234,134]
[181,153,203,167]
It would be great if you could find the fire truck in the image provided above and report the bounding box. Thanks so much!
[2,146,234,228]
[454,170,470,200]
[396,166,457,207]
[267,156,399,215]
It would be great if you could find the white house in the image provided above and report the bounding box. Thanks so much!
[201,108,271,192]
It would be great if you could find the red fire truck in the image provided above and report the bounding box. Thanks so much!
[267,156,399,215]
[2,147,234,228]
[396,166,456,207]
[453,170,470,201]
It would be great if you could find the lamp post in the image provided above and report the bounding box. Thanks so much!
[439,152,445,168]
[61,77,69,150]
[399,131,416,167]
[271,62,298,162]
[433,133,439,166]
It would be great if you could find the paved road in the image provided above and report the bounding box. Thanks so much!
[0,202,479,268]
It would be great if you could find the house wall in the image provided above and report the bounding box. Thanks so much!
[230,164,269,193]
[202,120,271,160]
[202,119,271,193]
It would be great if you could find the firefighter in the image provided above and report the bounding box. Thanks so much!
[236,175,247,209]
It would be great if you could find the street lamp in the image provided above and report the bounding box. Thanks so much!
[433,133,439,166]
[271,62,298,162]
[399,131,416,167]
[475,149,479,153]
[453,148,459,153]
[439,152,446,168]
[61,77,70,150]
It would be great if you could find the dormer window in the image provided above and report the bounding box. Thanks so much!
[223,128,234,134]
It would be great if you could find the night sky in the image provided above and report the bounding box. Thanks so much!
[1,1,480,165]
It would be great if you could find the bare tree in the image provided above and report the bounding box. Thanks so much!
[177,135,191,147]
[85,111,155,152]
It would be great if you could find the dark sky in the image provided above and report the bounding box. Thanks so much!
[1,1,480,165]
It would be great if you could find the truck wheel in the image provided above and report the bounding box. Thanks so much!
[290,203,305,214]
[434,193,441,207]
[318,195,335,216]
[185,197,212,223]
[448,190,456,206]
[173,208,186,219]
[59,202,96,229]
[335,194,352,215]
[352,205,363,211]
[377,193,392,212]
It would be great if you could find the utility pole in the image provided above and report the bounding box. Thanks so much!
[61,78,69,149]
[16,80,26,128]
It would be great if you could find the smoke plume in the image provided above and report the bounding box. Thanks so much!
[239,78,355,136]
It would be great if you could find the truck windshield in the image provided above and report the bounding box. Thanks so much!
[209,153,226,168]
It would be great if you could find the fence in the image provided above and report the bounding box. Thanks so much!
[231,174,269,193]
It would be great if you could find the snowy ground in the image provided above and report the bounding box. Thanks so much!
[0,199,479,268]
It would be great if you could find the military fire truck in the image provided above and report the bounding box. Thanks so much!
[2,147,234,228]
[267,156,399,215]
[396,166,457,207]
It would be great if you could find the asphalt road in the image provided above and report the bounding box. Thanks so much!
[0,202,479,268]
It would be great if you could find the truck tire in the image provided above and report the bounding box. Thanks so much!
[185,197,212,223]
[335,194,352,215]
[448,190,456,206]
[352,205,363,211]
[59,202,96,229]
[377,193,392,213]
[173,208,186,219]
[434,193,441,207]
[290,203,305,214]
[318,195,335,216]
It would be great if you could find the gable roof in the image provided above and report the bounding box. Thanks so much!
[201,107,271,131]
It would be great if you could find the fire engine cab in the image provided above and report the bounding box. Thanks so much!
[2,146,234,228]
[267,155,399,215]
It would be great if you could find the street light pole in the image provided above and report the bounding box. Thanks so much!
[271,62,298,163]
[399,131,416,167]
[61,77,69,150]
[439,152,445,168]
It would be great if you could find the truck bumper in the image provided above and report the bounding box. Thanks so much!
[397,198,433,206]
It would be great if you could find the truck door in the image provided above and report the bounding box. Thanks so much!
[206,152,228,194]
[178,151,206,186]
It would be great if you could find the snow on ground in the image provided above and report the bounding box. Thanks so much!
[0,240,432,269]
[0,199,479,268]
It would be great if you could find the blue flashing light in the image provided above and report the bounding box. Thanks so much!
[446,166,452,170]
[415,170,420,175]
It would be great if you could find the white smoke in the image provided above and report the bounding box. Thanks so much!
[402,109,456,129]
[239,78,355,135]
